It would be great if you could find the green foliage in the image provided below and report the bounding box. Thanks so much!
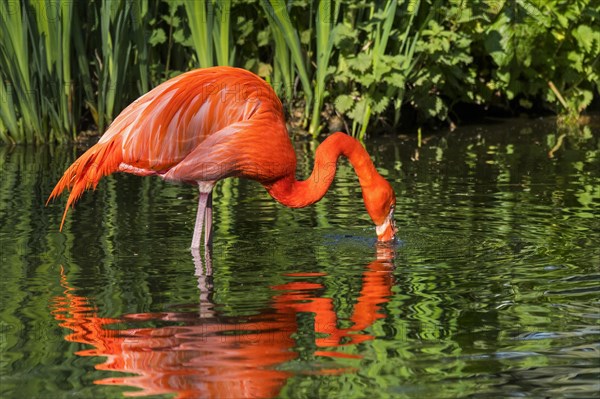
[329,0,599,135]
[481,0,599,119]
[0,0,73,143]
[0,0,153,142]
[332,0,405,139]
[0,0,598,143]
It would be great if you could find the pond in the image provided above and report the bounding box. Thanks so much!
[1,117,599,398]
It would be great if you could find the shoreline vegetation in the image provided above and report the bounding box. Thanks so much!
[1,0,598,144]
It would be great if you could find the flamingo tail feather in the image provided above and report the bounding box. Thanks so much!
[47,138,123,231]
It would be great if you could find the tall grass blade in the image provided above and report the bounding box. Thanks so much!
[71,4,96,126]
[98,0,133,132]
[309,0,340,137]
[0,79,17,144]
[214,0,232,66]
[0,1,41,142]
[184,0,214,68]
[358,0,397,140]
[262,0,313,110]
[262,3,293,102]
[61,0,75,141]
[271,25,293,102]
[391,0,424,125]
[131,0,150,93]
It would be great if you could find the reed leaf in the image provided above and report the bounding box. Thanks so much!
[358,0,397,140]
[71,5,96,126]
[391,0,421,126]
[131,0,150,93]
[97,0,133,132]
[10,0,76,141]
[184,0,214,68]
[262,3,293,102]
[261,0,313,109]
[213,0,233,66]
[308,0,340,137]
[271,24,294,102]
[0,70,16,143]
[0,79,17,144]
[0,1,41,142]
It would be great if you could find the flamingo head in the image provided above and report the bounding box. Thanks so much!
[363,177,397,242]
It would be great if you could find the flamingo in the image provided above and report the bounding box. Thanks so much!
[48,67,396,248]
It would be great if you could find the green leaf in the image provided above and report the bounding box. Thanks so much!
[347,53,372,72]
[485,12,514,67]
[162,15,181,28]
[567,50,584,72]
[149,28,166,46]
[335,94,355,113]
[348,97,368,121]
[257,29,270,47]
[371,95,390,114]
[384,72,405,89]
[300,29,312,45]
[428,96,445,118]
[172,28,188,45]
[573,25,595,54]
[374,57,392,77]
[332,24,358,48]
[574,89,593,112]
[519,98,533,109]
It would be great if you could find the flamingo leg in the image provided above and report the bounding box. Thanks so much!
[191,191,210,250]
[204,192,213,248]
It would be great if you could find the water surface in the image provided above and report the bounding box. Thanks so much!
[1,117,599,398]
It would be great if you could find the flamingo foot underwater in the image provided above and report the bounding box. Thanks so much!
[48,67,397,249]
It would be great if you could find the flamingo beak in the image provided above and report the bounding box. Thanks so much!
[376,208,397,242]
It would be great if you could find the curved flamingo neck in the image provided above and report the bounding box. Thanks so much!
[265,132,381,208]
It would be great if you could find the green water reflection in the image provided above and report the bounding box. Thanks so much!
[1,118,599,398]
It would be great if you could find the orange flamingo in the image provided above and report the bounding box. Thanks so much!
[48,67,396,248]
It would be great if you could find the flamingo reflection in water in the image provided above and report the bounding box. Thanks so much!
[51,246,395,399]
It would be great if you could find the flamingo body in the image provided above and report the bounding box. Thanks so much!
[49,67,396,247]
